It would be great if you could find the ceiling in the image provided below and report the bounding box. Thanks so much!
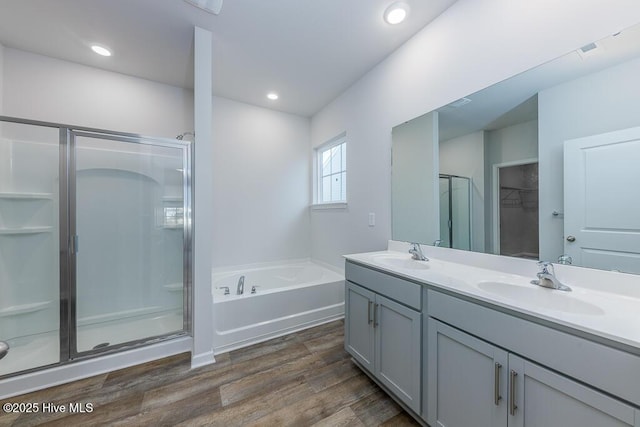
[0,0,457,117]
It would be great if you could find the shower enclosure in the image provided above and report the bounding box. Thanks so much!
[0,116,191,378]
[439,174,471,250]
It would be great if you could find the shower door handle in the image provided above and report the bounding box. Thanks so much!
[71,235,79,254]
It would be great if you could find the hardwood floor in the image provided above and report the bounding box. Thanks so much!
[1,320,420,426]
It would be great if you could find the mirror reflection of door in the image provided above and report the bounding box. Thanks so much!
[497,162,539,259]
[439,174,471,250]
[564,127,640,274]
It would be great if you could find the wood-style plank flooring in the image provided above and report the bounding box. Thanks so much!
[1,320,420,426]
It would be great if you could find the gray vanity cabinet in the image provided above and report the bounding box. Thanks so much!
[428,319,640,427]
[345,282,375,371]
[427,320,508,427]
[374,293,421,413]
[344,262,422,414]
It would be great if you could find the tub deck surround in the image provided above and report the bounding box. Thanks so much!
[344,242,640,354]
[211,259,345,354]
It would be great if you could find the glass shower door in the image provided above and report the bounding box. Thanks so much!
[72,132,188,354]
[0,121,60,376]
[450,176,471,251]
[439,175,472,251]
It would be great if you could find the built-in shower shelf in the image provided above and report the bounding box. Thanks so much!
[0,301,53,317]
[163,282,183,292]
[0,226,53,235]
[0,192,53,200]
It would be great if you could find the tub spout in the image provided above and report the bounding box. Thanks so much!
[237,276,245,295]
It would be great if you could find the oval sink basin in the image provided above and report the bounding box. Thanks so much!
[372,255,430,270]
[476,281,604,316]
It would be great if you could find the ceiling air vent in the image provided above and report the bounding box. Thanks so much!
[184,0,223,15]
[577,42,602,60]
[448,97,472,108]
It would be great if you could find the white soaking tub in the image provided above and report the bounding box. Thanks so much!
[211,260,344,354]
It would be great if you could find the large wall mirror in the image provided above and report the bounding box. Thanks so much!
[392,23,640,274]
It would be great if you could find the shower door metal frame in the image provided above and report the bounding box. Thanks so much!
[66,129,192,360]
[0,115,192,377]
[439,174,472,250]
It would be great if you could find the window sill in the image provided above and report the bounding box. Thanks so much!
[311,202,348,211]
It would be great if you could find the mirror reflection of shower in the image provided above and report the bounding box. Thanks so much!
[439,174,471,250]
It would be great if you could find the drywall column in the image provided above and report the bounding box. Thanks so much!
[191,26,214,368]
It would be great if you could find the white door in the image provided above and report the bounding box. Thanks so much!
[564,126,640,273]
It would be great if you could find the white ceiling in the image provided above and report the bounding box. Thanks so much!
[0,0,457,117]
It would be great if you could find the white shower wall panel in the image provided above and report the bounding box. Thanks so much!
[0,133,59,341]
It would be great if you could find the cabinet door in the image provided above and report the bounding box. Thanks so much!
[427,319,508,427]
[375,294,421,413]
[509,354,640,427]
[345,281,375,371]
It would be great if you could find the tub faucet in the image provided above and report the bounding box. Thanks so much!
[409,243,428,261]
[237,275,245,295]
[531,261,571,292]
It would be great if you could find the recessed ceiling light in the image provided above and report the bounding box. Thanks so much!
[267,92,279,100]
[384,2,409,25]
[91,45,112,57]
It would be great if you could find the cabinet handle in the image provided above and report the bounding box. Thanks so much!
[367,300,373,324]
[494,362,502,405]
[373,303,379,327]
[509,369,518,416]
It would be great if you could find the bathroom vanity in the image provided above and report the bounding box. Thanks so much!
[344,243,640,427]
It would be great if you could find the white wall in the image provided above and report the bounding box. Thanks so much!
[440,131,485,252]
[538,56,640,261]
[310,0,640,269]
[211,96,310,267]
[2,48,193,137]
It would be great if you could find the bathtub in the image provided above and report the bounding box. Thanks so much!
[211,260,344,354]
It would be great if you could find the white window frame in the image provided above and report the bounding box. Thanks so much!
[313,133,347,209]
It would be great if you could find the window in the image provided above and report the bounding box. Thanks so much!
[316,135,346,205]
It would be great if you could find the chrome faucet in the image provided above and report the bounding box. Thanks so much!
[433,239,442,247]
[409,243,428,261]
[237,275,245,295]
[557,254,573,265]
[531,261,571,292]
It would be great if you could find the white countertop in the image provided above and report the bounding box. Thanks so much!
[344,248,640,352]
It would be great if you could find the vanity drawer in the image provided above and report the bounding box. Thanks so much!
[346,261,422,310]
